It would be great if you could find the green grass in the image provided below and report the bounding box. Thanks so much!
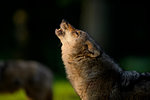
[53,79,80,100]
[0,79,80,100]
[0,89,27,100]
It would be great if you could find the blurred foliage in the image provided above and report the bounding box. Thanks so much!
[120,56,150,72]
[56,0,79,7]
[0,1,149,100]
[0,0,149,76]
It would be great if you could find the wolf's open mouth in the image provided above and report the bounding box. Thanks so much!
[55,28,65,36]
[55,20,69,36]
[55,20,75,37]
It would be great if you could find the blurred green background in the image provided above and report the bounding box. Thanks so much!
[0,0,149,100]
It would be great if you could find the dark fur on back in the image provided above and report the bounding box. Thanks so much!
[55,20,150,100]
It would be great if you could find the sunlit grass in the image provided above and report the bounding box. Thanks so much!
[0,89,27,100]
[53,79,80,100]
[0,79,80,100]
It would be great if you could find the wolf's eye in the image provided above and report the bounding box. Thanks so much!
[72,31,79,38]
[75,32,79,36]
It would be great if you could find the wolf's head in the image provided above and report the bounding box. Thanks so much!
[55,19,101,57]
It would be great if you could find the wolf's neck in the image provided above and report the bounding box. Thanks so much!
[63,52,122,78]
[62,52,122,99]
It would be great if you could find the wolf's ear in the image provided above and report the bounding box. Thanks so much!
[85,40,100,57]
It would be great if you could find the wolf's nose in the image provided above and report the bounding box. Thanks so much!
[62,19,68,24]
[60,20,69,30]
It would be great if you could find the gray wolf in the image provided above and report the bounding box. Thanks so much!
[55,20,150,100]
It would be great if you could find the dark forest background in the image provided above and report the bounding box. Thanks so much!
[0,0,150,77]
